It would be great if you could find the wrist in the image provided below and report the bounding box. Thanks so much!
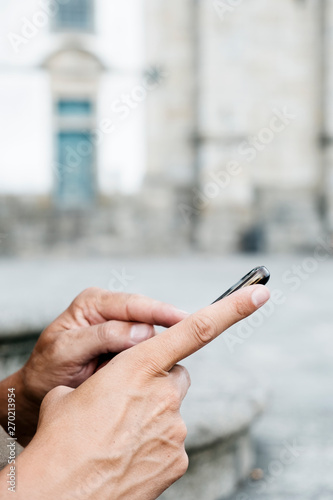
[0,369,40,447]
[0,370,21,427]
[11,431,105,500]
[0,435,60,500]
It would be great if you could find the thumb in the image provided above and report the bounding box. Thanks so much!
[58,321,155,363]
[133,285,270,373]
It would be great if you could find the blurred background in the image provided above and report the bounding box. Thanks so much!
[1,1,333,499]
[0,0,332,256]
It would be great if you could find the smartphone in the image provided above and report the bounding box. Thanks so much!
[212,266,270,304]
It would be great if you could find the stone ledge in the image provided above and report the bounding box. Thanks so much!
[159,360,267,500]
[159,432,254,500]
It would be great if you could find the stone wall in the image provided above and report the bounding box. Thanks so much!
[0,193,192,257]
[144,0,328,254]
[1,0,333,256]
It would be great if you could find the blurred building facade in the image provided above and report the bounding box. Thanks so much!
[0,0,332,256]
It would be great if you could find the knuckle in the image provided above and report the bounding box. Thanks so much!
[165,387,182,410]
[40,386,62,411]
[99,288,118,303]
[50,333,66,357]
[96,322,111,344]
[37,329,64,358]
[72,287,104,309]
[124,293,145,321]
[70,287,107,321]
[127,350,161,376]
[48,385,66,400]
[80,287,101,298]
[176,421,188,443]
[186,371,192,389]
[40,386,72,422]
[175,450,189,478]
[178,365,192,388]
[233,296,251,319]
[37,329,54,350]
[190,313,216,347]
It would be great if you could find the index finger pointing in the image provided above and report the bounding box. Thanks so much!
[134,285,270,373]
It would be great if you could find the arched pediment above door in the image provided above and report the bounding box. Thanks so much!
[43,47,104,77]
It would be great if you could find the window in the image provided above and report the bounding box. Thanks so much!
[58,100,92,116]
[55,99,95,207]
[54,0,93,32]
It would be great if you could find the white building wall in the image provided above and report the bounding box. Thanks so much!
[97,73,146,194]
[0,0,146,195]
[0,0,332,255]
[145,0,324,251]
[0,71,52,194]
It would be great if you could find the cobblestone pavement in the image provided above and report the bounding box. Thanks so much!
[1,254,333,499]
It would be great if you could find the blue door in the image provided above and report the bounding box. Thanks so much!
[56,131,95,207]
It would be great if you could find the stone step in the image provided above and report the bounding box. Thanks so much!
[159,356,267,500]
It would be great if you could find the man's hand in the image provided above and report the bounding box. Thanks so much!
[21,288,188,401]
[0,288,188,445]
[9,285,270,500]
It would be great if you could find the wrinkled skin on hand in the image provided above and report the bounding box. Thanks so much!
[0,288,188,446]
[0,285,270,500]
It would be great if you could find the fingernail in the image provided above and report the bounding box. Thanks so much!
[130,324,152,343]
[251,287,270,308]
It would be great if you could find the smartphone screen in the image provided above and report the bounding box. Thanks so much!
[212,266,270,304]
